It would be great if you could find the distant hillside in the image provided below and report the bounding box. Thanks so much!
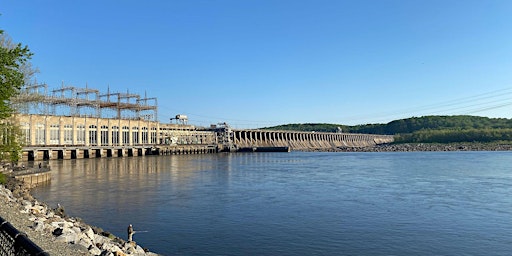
[261,115,512,143]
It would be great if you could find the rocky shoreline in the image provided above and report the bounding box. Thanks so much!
[304,143,512,152]
[0,174,159,256]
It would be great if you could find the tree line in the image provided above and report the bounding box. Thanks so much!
[262,115,512,144]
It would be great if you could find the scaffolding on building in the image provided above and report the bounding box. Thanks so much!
[12,83,158,121]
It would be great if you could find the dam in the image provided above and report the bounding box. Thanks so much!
[233,129,393,150]
[9,83,393,161]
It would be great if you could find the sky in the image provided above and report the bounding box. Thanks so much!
[2,0,512,128]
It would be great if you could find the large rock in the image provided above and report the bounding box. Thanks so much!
[55,227,79,243]
[121,242,148,256]
[31,219,45,232]
[101,243,122,252]
[89,245,102,256]
[99,251,115,256]
[94,233,111,246]
[77,236,93,250]
[84,227,96,240]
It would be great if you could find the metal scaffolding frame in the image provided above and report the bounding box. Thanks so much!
[12,83,158,121]
[12,83,49,114]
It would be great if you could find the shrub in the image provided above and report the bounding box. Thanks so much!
[0,172,6,185]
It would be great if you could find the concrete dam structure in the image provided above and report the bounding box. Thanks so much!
[14,114,394,161]
[9,83,394,161]
[233,129,394,150]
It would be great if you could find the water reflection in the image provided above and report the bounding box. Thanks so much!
[33,155,238,241]
[31,152,512,256]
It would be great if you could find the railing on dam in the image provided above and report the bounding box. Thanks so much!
[0,216,49,256]
[233,129,394,150]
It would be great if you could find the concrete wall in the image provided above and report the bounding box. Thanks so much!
[14,171,51,187]
[233,130,394,150]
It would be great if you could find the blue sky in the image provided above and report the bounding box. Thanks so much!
[2,0,512,128]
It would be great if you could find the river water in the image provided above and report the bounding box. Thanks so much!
[32,151,512,255]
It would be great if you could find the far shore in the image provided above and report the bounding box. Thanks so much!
[302,142,512,152]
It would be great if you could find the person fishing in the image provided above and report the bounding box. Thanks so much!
[127,224,134,242]
[127,224,148,242]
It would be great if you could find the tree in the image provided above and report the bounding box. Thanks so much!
[0,29,33,163]
[0,122,23,162]
[1,30,32,117]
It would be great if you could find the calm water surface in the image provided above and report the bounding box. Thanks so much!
[32,151,512,255]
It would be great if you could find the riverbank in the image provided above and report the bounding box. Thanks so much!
[0,172,159,256]
[313,142,512,152]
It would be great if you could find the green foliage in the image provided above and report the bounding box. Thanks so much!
[394,128,512,143]
[0,172,6,185]
[0,28,32,163]
[0,121,23,162]
[389,116,512,143]
[0,30,33,118]
[262,115,512,144]
[378,115,512,134]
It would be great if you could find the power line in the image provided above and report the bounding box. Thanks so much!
[158,86,512,127]
[463,102,512,115]
[338,87,512,124]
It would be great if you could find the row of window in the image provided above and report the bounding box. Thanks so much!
[21,123,158,145]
